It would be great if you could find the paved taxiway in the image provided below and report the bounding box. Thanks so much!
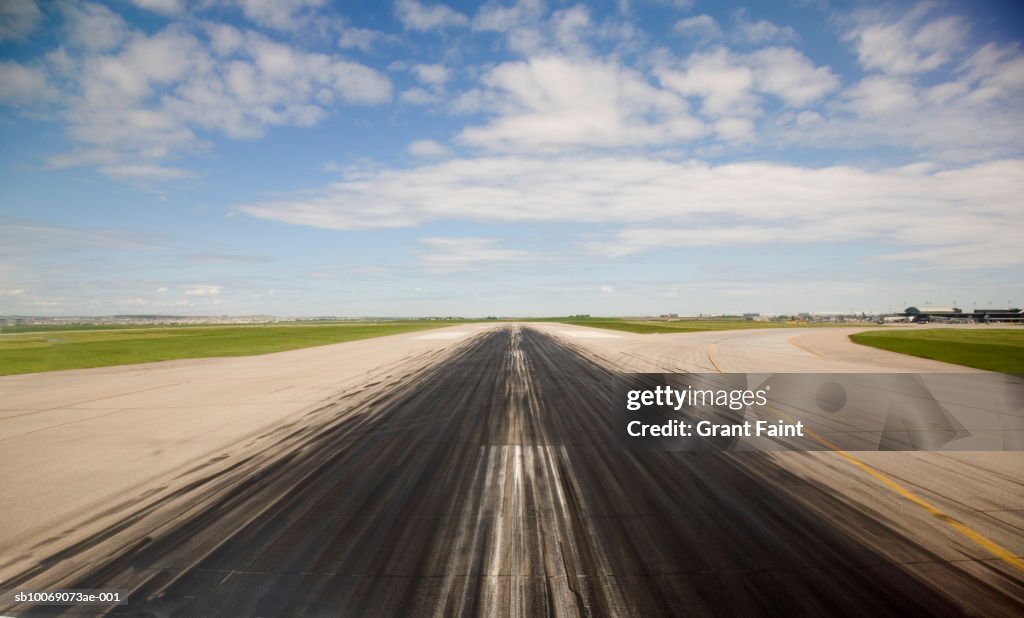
[0,324,1021,615]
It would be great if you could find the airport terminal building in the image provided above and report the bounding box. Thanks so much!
[904,306,1024,323]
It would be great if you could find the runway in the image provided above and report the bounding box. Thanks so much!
[2,325,1021,616]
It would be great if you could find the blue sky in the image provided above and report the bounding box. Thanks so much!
[0,0,1021,317]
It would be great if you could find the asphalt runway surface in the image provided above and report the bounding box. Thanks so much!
[3,326,1023,616]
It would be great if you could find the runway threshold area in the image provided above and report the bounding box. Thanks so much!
[6,327,1022,616]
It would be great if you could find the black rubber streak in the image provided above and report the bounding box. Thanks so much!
[9,327,1024,617]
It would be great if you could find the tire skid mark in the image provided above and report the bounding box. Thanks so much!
[3,327,1022,616]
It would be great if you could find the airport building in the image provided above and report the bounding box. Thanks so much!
[904,306,1023,323]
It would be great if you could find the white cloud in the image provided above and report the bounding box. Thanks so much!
[0,0,42,43]
[473,0,545,33]
[655,46,837,140]
[412,63,451,86]
[471,1,639,57]
[407,139,451,157]
[747,47,839,107]
[657,48,756,117]
[395,0,468,32]
[551,5,591,52]
[98,164,197,179]
[232,0,327,31]
[0,61,56,104]
[61,1,130,52]
[184,285,222,296]
[844,75,917,117]
[673,15,721,44]
[457,55,703,151]
[400,87,442,105]
[775,39,1024,161]
[0,220,158,254]
[130,0,185,16]
[731,9,798,46]
[401,64,451,106]
[656,0,695,9]
[0,288,26,297]
[237,156,1024,268]
[6,15,391,179]
[338,26,385,52]
[416,237,532,272]
[712,117,755,142]
[843,4,966,75]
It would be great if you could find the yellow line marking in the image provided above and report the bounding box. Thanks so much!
[706,353,1023,573]
[779,409,1024,573]
[786,335,823,358]
[706,344,724,372]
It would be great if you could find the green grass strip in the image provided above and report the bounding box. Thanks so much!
[0,322,461,376]
[849,329,1024,373]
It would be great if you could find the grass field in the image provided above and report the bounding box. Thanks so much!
[0,323,159,333]
[849,328,1024,373]
[0,322,459,376]
[0,317,859,376]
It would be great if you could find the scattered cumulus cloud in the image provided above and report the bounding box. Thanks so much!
[843,4,967,75]
[401,86,443,105]
[60,1,130,52]
[237,156,1024,267]
[2,10,392,179]
[1,0,1013,177]
[0,0,1022,316]
[184,285,223,296]
[230,0,328,32]
[416,237,533,272]
[412,63,451,86]
[185,252,273,263]
[674,10,798,47]
[407,139,451,157]
[457,55,703,152]
[395,0,469,32]
[730,9,798,46]
[673,15,722,44]
[473,0,546,34]
[99,164,197,180]
[0,0,42,43]
[777,30,1024,160]
[653,0,695,10]
[0,61,57,105]
[653,46,837,141]
[338,26,386,52]
[0,220,160,254]
[129,0,185,16]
